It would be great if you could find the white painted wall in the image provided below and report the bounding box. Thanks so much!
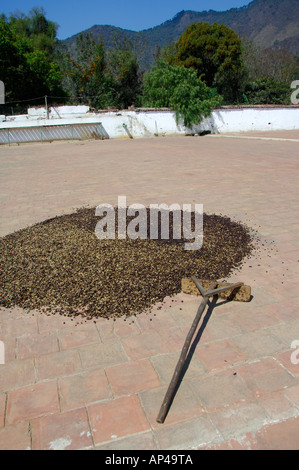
[204,107,299,133]
[1,105,299,140]
[27,105,90,119]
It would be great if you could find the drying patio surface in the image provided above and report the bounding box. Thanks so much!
[0,130,299,450]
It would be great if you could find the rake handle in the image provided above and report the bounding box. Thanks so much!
[156,281,217,424]
[156,278,245,424]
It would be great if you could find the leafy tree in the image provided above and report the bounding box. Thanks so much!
[142,61,222,128]
[0,18,30,103]
[106,33,142,108]
[109,49,141,108]
[0,10,66,110]
[62,32,142,109]
[243,78,290,105]
[24,48,64,96]
[242,40,299,84]
[8,8,58,56]
[30,7,55,36]
[174,22,244,102]
[62,33,114,108]
[239,38,299,105]
[153,42,176,65]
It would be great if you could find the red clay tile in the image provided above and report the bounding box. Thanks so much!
[156,325,195,352]
[154,416,218,450]
[32,408,93,450]
[150,350,206,385]
[231,329,285,360]
[274,299,299,323]
[258,390,298,421]
[17,331,59,359]
[255,416,299,450]
[235,358,296,398]
[35,349,82,381]
[188,369,254,411]
[139,382,205,429]
[58,368,112,411]
[195,340,247,371]
[0,421,31,450]
[199,433,261,450]
[0,393,6,428]
[106,359,160,396]
[1,315,38,337]
[120,331,170,361]
[284,384,299,408]
[0,358,35,391]
[79,338,128,369]
[208,401,269,440]
[88,395,150,445]
[202,313,244,342]
[37,312,76,332]
[136,309,177,333]
[275,349,299,376]
[113,318,141,338]
[95,430,157,450]
[58,323,100,350]
[229,304,282,332]
[6,381,59,425]
[95,319,115,341]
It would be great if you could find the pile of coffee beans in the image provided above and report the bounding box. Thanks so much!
[0,208,254,319]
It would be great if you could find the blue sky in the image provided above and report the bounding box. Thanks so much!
[1,0,252,39]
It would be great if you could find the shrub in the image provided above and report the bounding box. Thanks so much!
[142,61,222,128]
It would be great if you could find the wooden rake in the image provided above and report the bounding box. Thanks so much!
[156,276,251,424]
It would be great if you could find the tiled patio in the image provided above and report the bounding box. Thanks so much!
[0,131,299,450]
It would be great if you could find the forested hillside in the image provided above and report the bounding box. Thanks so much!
[64,0,299,70]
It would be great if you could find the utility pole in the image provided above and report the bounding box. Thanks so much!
[45,95,49,119]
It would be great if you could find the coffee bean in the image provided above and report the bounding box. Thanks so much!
[0,208,254,320]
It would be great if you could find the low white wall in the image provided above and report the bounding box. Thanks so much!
[1,105,299,140]
[205,107,299,133]
[27,105,90,119]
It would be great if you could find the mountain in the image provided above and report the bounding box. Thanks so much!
[63,0,299,70]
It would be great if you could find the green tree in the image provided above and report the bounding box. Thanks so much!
[142,61,222,128]
[106,33,142,108]
[243,78,290,105]
[174,22,244,102]
[8,8,58,56]
[239,38,299,105]
[24,48,64,95]
[62,31,142,109]
[242,39,299,84]
[0,18,30,103]
[109,49,141,108]
[0,10,66,110]
[63,33,114,108]
[153,42,177,65]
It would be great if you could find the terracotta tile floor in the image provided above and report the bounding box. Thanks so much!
[1,131,299,450]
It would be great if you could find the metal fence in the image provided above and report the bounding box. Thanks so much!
[0,122,108,145]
